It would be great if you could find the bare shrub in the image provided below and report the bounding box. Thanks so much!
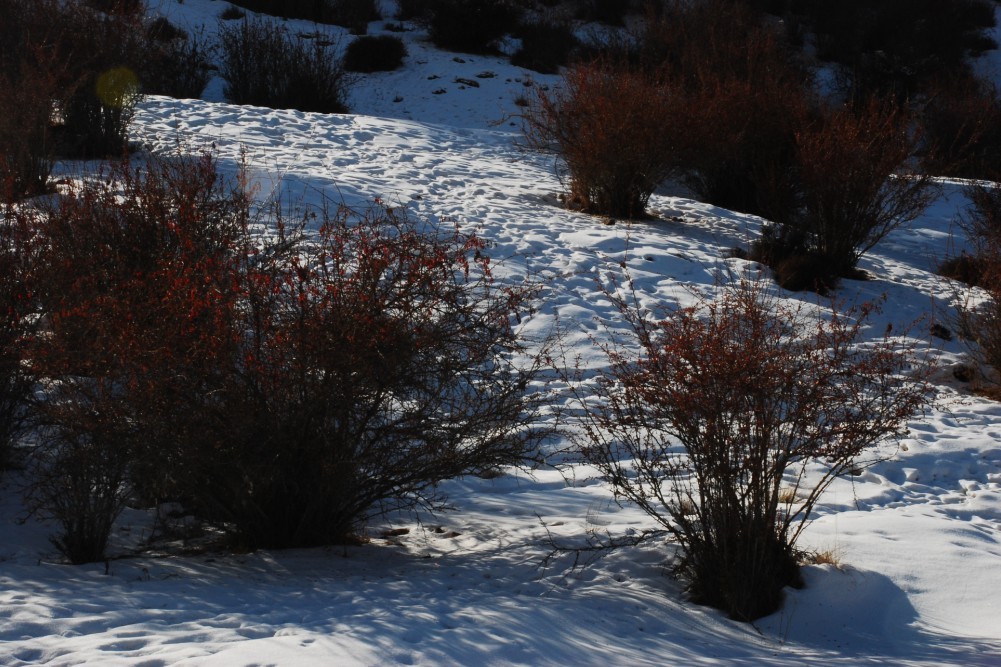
[747,226,842,295]
[678,75,807,224]
[572,278,930,621]
[141,27,214,99]
[0,0,77,199]
[226,0,339,23]
[396,0,433,21]
[182,204,548,548]
[804,0,996,102]
[82,0,144,15]
[956,288,1001,389]
[939,253,989,289]
[571,0,631,26]
[220,4,246,20]
[636,0,782,82]
[0,61,62,201]
[53,4,147,159]
[328,0,381,34]
[964,183,1001,257]
[521,59,678,218]
[218,17,351,113]
[0,0,146,169]
[24,398,135,563]
[146,16,187,43]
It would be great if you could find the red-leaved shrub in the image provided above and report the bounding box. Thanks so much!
[22,155,248,561]
[23,154,547,554]
[570,278,930,621]
[522,59,678,218]
[644,0,809,221]
[190,203,546,548]
[788,99,935,277]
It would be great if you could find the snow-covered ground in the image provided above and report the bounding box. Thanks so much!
[1,1,1000,664]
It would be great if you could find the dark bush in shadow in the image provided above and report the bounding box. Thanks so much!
[0,0,151,190]
[427,0,522,54]
[571,0,632,26]
[920,75,1001,180]
[641,0,810,223]
[225,0,379,30]
[141,19,213,99]
[511,17,579,74]
[344,34,407,72]
[789,0,996,102]
[219,17,351,113]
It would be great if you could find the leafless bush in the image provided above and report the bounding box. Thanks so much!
[226,0,336,22]
[52,4,147,159]
[571,0,632,26]
[396,0,433,21]
[24,394,136,563]
[220,5,246,20]
[0,63,62,201]
[803,0,996,102]
[0,0,147,162]
[637,0,795,85]
[83,0,144,15]
[511,16,579,74]
[141,22,214,100]
[183,203,549,548]
[571,278,930,621]
[218,17,351,113]
[677,75,806,224]
[328,0,381,34]
[965,183,1001,257]
[0,0,76,199]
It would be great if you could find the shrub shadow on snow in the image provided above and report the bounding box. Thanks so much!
[760,564,1001,666]
[7,531,992,667]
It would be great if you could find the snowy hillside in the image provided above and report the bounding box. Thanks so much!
[1,1,999,665]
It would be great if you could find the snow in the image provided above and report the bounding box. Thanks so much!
[2,1,1000,664]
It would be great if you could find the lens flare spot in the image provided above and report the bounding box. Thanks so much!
[96,67,139,108]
